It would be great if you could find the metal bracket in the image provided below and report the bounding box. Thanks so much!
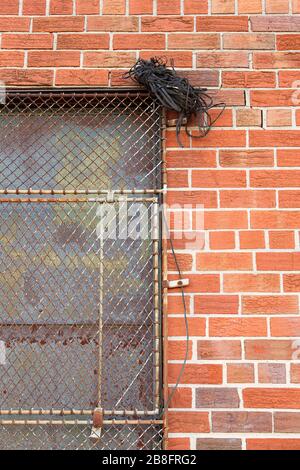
[164,279,190,289]
[90,407,104,442]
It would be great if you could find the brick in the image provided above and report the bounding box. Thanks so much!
[197,253,252,271]
[291,364,300,383]
[157,0,181,14]
[269,231,295,249]
[247,439,300,450]
[219,150,274,167]
[284,274,300,292]
[167,150,216,169]
[0,52,24,67]
[203,211,248,229]
[271,317,300,336]
[212,412,272,433]
[169,34,219,50]
[222,71,276,88]
[279,71,300,87]
[251,90,295,107]
[196,388,240,408]
[167,296,191,314]
[0,0,19,14]
[50,0,73,14]
[210,317,267,337]
[103,0,125,14]
[197,439,242,450]
[236,109,262,127]
[84,52,135,68]
[88,16,138,32]
[279,191,300,208]
[167,170,188,188]
[166,190,217,208]
[220,190,275,208]
[167,232,205,251]
[139,50,192,69]
[2,34,53,50]
[243,295,299,314]
[278,150,300,167]
[140,51,193,68]
[212,0,235,13]
[23,0,46,15]
[55,70,108,86]
[168,253,193,271]
[28,51,80,67]
[278,34,300,50]
[250,131,300,148]
[245,340,294,359]
[169,275,220,294]
[168,317,206,337]
[168,340,193,360]
[184,0,208,14]
[224,33,274,50]
[197,340,241,360]
[293,0,300,13]
[168,364,223,385]
[33,17,84,32]
[195,295,239,315]
[192,131,246,148]
[142,17,193,32]
[76,0,99,14]
[168,438,190,450]
[227,364,254,383]
[209,90,245,106]
[266,0,289,13]
[197,52,248,68]
[258,363,286,384]
[210,231,235,250]
[251,16,300,32]
[129,0,153,14]
[243,388,300,409]
[223,274,280,293]
[197,16,248,31]
[168,412,209,433]
[275,412,300,432]
[113,34,165,50]
[0,69,53,86]
[57,34,109,50]
[252,212,300,230]
[245,339,292,361]
[240,231,265,249]
[267,109,292,127]
[192,170,246,188]
[238,0,262,13]
[166,129,190,148]
[0,18,30,32]
[254,52,300,69]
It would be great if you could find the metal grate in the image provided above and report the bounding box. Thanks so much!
[0,90,163,450]
[0,90,162,191]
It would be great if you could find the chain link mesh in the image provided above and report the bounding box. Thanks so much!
[0,91,163,450]
[0,91,162,191]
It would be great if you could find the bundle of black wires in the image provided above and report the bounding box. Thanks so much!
[124,57,225,147]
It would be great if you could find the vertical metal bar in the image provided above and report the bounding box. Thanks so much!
[98,208,104,407]
[161,108,169,450]
[152,201,160,411]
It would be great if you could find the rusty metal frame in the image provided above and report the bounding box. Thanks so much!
[0,89,165,448]
[0,196,162,421]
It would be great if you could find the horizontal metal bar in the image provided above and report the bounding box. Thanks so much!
[4,87,147,95]
[0,419,163,426]
[0,189,163,195]
[0,197,158,204]
[0,409,160,417]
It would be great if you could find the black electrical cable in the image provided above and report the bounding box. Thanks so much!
[160,211,189,418]
[124,57,225,147]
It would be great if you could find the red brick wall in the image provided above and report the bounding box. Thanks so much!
[3,0,300,451]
